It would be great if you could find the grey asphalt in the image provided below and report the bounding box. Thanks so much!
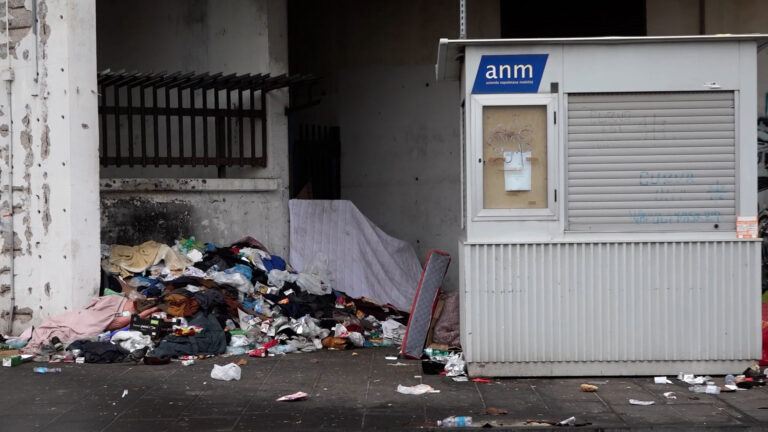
[1,346,767,431]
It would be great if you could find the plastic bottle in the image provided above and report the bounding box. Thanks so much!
[725,374,735,386]
[33,367,62,374]
[437,416,472,427]
[688,385,720,394]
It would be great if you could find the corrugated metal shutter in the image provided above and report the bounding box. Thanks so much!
[567,92,735,231]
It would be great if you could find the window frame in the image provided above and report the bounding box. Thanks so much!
[469,93,559,221]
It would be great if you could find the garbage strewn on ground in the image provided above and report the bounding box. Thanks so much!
[676,370,767,393]
[437,415,472,427]
[276,391,308,402]
[3,235,423,367]
[524,417,592,427]
[580,383,598,392]
[629,399,655,406]
[210,363,242,381]
[396,383,440,395]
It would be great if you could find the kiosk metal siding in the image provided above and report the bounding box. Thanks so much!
[462,240,761,363]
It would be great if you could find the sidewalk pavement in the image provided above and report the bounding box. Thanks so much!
[1,346,767,431]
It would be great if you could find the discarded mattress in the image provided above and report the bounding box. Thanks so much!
[289,199,423,311]
[401,250,451,359]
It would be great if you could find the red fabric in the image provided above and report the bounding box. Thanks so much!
[760,303,768,367]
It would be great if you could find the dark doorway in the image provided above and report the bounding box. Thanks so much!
[500,0,646,38]
[289,124,341,199]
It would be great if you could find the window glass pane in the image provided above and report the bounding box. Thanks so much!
[482,105,547,209]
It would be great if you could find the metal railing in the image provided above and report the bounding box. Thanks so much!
[98,70,315,171]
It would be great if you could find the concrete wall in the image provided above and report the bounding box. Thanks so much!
[96,0,290,255]
[100,178,288,257]
[288,0,501,290]
[0,0,101,332]
[647,0,768,115]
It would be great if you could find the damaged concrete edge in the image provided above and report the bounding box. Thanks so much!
[99,178,281,193]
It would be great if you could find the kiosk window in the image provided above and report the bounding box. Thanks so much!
[482,105,548,209]
[470,93,557,220]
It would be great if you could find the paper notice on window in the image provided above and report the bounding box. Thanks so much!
[736,216,758,239]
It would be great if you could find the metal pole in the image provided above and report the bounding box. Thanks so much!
[459,0,466,39]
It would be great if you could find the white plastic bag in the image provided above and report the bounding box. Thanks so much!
[110,330,153,352]
[229,334,250,348]
[396,384,439,395]
[296,272,331,295]
[213,272,254,295]
[347,332,366,347]
[333,323,349,338]
[303,253,333,289]
[237,309,261,331]
[210,363,242,381]
[267,269,297,289]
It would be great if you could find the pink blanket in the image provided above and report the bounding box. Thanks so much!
[22,295,129,353]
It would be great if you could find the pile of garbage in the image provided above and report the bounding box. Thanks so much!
[5,236,411,365]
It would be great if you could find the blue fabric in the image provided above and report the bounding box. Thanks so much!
[225,264,253,281]
[141,283,164,298]
[262,255,287,272]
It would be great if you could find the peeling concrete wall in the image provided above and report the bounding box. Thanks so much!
[0,0,100,333]
[100,178,288,258]
[96,0,290,255]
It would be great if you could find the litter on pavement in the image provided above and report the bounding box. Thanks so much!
[397,384,440,395]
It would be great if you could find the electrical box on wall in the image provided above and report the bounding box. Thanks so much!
[437,35,765,376]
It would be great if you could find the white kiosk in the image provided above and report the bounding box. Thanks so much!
[437,36,765,376]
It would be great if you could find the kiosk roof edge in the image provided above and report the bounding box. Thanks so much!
[436,34,768,81]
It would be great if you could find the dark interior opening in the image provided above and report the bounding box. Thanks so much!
[500,0,647,38]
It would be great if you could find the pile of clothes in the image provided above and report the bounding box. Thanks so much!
[17,236,409,364]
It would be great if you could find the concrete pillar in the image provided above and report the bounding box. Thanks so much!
[0,0,99,334]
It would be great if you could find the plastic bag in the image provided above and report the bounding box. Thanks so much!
[210,363,242,381]
[303,253,333,288]
[267,269,297,289]
[296,272,331,296]
[110,330,153,352]
[229,334,251,348]
[348,332,366,347]
[225,264,253,281]
[333,323,349,338]
[237,309,261,331]
[213,272,254,295]
[396,384,439,395]
[292,316,327,339]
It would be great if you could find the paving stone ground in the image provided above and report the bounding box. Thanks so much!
[1,346,767,431]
